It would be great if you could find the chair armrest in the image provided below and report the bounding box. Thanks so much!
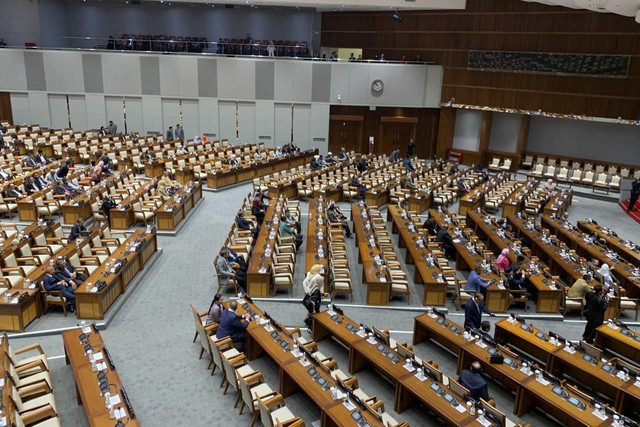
[80,256,100,264]
[31,246,53,255]
[286,327,301,338]
[90,247,110,254]
[2,267,26,275]
[15,342,45,355]
[17,257,41,266]
[45,237,65,243]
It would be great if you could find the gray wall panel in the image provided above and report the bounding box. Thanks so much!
[140,56,161,96]
[311,63,331,103]
[452,110,482,152]
[82,54,103,93]
[255,62,274,101]
[24,51,46,91]
[488,112,520,153]
[198,58,217,98]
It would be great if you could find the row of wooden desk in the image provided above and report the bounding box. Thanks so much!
[237,300,387,427]
[207,151,317,190]
[413,313,636,424]
[541,215,640,298]
[156,181,203,230]
[387,205,446,306]
[312,309,517,426]
[578,221,640,269]
[75,228,157,319]
[62,326,140,426]
[246,200,283,297]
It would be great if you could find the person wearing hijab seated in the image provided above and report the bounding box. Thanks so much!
[279,214,303,250]
[236,210,258,239]
[216,300,251,352]
[459,362,491,403]
[205,293,224,326]
[302,264,329,329]
[158,171,179,201]
[598,263,618,289]
[43,265,76,313]
[229,153,239,167]
[193,135,201,146]
[5,184,25,200]
[67,218,88,243]
[544,178,556,193]
[496,248,510,270]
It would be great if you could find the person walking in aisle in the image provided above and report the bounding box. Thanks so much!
[582,285,609,344]
[628,177,640,212]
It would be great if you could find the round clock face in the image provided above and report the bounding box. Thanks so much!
[371,79,384,94]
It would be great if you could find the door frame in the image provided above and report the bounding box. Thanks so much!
[378,116,418,154]
[329,115,364,153]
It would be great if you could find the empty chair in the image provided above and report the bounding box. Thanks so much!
[488,157,500,171]
[568,168,583,186]
[608,175,621,192]
[258,394,297,427]
[581,170,595,186]
[499,158,512,171]
[521,155,534,169]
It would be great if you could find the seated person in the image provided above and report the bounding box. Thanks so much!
[61,177,83,195]
[225,246,247,274]
[402,156,415,172]
[279,215,303,250]
[236,211,258,239]
[215,300,251,352]
[25,153,38,168]
[435,225,456,260]
[465,266,490,297]
[158,171,179,200]
[283,208,301,234]
[310,156,321,170]
[43,265,76,313]
[423,217,437,236]
[55,257,87,286]
[351,177,367,199]
[5,184,25,200]
[229,154,239,167]
[457,179,470,196]
[67,218,88,243]
[327,200,352,238]
[206,293,224,326]
[100,195,117,224]
[479,321,493,341]
[496,248,510,270]
[251,198,265,225]
[459,362,491,402]
[24,177,42,194]
[568,273,593,304]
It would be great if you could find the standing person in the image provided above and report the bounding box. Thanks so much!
[407,139,415,157]
[464,293,494,330]
[100,195,116,225]
[582,285,609,344]
[302,264,329,329]
[389,148,399,163]
[267,40,276,57]
[56,159,72,180]
[166,126,174,141]
[465,266,490,297]
[175,124,185,142]
[628,177,640,212]
[107,120,117,135]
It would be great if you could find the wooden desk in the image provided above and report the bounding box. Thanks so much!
[542,189,572,217]
[494,318,559,366]
[246,202,281,298]
[430,210,511,313]
[156,181,203,230]
[351,204,390,306]
[74,229,157,319]
[109,180,157,230]
[387,206,445,306]
[305,198,329,289]
[595,323,640,366]
[62,327,140,426]
[144,162,164,179]
[240,302,385,427]
[578,220,640,269]
[502,180,538,218]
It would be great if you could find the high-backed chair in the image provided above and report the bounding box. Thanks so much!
[562,288,584,319]
[221,352,257,407]
[38,282,67,317]
[238,371,275,426]
[257,394,297,427]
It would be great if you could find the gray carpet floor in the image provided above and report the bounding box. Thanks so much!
[4,169,640,426]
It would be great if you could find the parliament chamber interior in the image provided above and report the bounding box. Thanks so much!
[1,0,640,426]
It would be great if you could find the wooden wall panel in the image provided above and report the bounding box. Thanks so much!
[322,0,640,119]
[0,93,13,125]
[329,105,439,159]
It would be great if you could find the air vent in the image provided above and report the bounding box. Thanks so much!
[258,135,272,140]
[405,0,416,2]
[146,131,160,135]
[312,137,326,142]
[203,133,216,137]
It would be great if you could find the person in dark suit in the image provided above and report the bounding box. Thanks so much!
[24,177,41,194]
[407,139,415,157]
[464,293,494,330]
[55,257,86,285]
[402,156,415,172]
[459,362,490,402]
[67,218,87,243]
[43,265,76,312]
[5,184,25,200]
[422,217,437,236]
[435,224,456,259]
[33,172,46,187]
[56,159,72,180]
[0,169,13,181]
[338,147,349,160]
[25,153,38,168]
[215,301,251,352]
[236,211,258,239]
[35,149,47,165]
[479,321,493,341]
[582,285,609,344]
[628,178,640,212]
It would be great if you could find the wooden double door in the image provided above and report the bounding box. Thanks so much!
[329,115,363,155]
[378,117,418,156]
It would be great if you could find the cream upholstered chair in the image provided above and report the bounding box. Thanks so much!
[5,341,49,378]
[528,163,544,178]
[190,304,217,344]
[2,251,37,276]
[18,241,50,266]
[562,288,584,319]
[569,168,583,186]
[221,352,257,408]
[341,182,357,202]
[238,371,275,426]
[209,336,239,385]
[9,385,58,426]
[34,197,60,220]
[488,157,500,171]
[617,296,639,321]
[543,165,556,178]
[0,193,18,218]
[582,170,595,186]
[521,155,534,169]
[258,393,297,427]
[391,280,411,304]
[608,175,621,192]
[593,172,609,192]
[499,158,512,171]
[33,232,63,255]
[133,201,155,226]
[555,166,570,183]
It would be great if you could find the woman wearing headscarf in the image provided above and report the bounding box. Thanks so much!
[193,135,201,146]
[496,248,510,270]
[302,264,329,329]
[544,179,556,193]
[598,264,618,289]
[229,153,239,167]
